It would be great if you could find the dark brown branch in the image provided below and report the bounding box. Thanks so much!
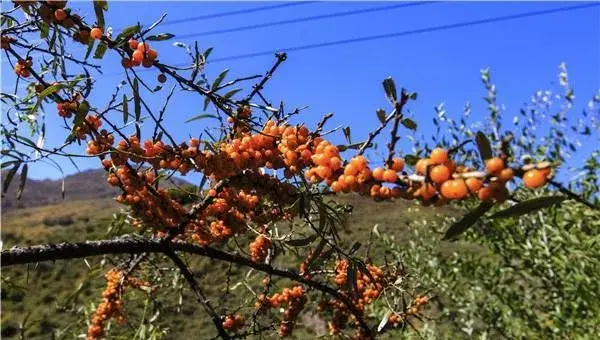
[165,250,231,339]
[548,179,598,210]
[245,52,287,103]
[385,90,409,166]
[357,109,398,156]
[1,238,373,338]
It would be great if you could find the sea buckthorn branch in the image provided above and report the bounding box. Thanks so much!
[245,52,287,104]
[385,89,409,166]
[10,39,103,69]
[165,250,232,340]
[0,238,374,338]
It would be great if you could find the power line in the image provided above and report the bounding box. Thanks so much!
[176,2,438,39]
[161,1,319,27]
[206,3,598,64]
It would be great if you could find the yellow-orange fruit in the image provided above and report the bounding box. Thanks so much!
[372,167,384,181]
[391,158,405,172]
[478,186,493,202]
[382,169,398,183]
[440,179,468,199]
[429,148,448,165]
[498,168,514,183]
[523,169,547,188]
[90,27,102,40]
[430,165,451,184]
[465,177,483,193]
[485,157,504,174]
[415,159,430,175]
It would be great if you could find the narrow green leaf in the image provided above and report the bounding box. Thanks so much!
[285,234,317,247]
[382,77,397,104]
[122,95,128,124]
[409,92,418,100]
[401,118,417,131]
[405,154,419,166]
[84,39,95,60]
[1,161,19,169]
[184,113,218,123]
[346,263,359,300]
[93,43,108,59]
[120,25,139,39]
[491,196,567,219]
[475,131,493,162]
[203,96,211,111]
[16,163,28,200]
[443,201,494,240]
[39,83,61,98]
[146,33,175,41]
[40,23,49,39]
[223,88,242,99]
[376,109,386,124]
[2,162,20,195]
[93,0,107,29]
[212,69,229,91]
[133,79,141,121]
[203,47,213,60]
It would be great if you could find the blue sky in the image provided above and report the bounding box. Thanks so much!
[2,1,599,181]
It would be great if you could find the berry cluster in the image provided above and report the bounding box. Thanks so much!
[249,233,271,263]
[56,97,81,118]
[256,286,307,337]
[87,269,152,340]
[1,35,14,50]
[38,1,76,28]
[74,115,102,140]
[122,40,158,68]
[106,165,186,230]
[317,260,387,337]
[221,314,245,332]
[14,58,32,78]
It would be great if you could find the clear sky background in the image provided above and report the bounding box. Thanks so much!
[2,1,599,181]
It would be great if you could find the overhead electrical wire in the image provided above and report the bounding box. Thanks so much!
[206,3,598,64]
[176,1,438,39]
[161,1,319,27]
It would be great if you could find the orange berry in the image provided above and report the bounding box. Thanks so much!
[382,169,398,183]
[54,9,67,21]
[485,157,504,174]
[90,27,102,40]
[344,175,356,187]
[331,181,342,193]
[523,169,547,188]
[465,177,483,193]
[429,148,448,165]
[128,39,138,50]
[142,59,153,67]
[498,168,514,183]
[415,158,430,175]
[132,50,144,63]
[343,163,359,176]
[420,183,436,200]
[478,186,493,202]
[329,156,342,170]
[146,49,158,61]
[391,158,405,172]
[158,74,167,83]
[137,42,150,53]
[315,166,332,180]
[440,179,468,199]
[429,165,451,184]
[372,167,384,181]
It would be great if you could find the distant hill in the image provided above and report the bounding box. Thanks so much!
[1,168,194,211]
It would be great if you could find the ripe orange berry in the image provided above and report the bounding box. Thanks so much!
[90,27,103,40]
[132,50,144,63]
[429,165,451,184]
[146,49,158,61]
[54,9,67,21]
[382,169,398,183]
[142,59,153,67]
[372,167,384,181]
[128,39,138,50]
[523,169,547,188]
[498,168,514,183]
[478,186,493,202]
[344,175,356,187]
[415,158,430,175]
[429,148,448,165]
[420,183,436,200]
[329,156,342,169]
[331,181,342,193]
[440,179,468,199]
[485,157,504,174]
[391,158,405,172]
[158,74,167,83]
[137,42,150,52]
[465,177,483,193]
